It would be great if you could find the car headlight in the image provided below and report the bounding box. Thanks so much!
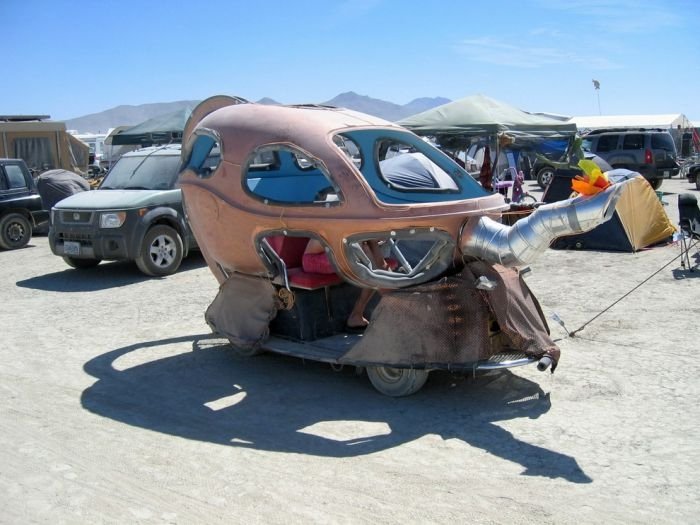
[100,211,126,228]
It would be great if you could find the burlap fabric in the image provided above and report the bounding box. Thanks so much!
[341,262,560,369]
[205,274,278,351]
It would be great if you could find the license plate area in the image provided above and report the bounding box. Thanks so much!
[63,241,81,256]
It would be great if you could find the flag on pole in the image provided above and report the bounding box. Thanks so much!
[592,79,600,90]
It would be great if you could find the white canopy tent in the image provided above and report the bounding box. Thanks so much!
[568,113,692,131]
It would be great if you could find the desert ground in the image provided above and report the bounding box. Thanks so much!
[1,177,699,524]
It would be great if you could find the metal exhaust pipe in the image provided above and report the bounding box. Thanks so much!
[460,180,629,267]
[537,356,553,372]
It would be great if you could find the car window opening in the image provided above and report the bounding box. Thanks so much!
[334,130,486,205]
[244,145,341,205]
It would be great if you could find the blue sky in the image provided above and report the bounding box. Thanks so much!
[2,0,698,121]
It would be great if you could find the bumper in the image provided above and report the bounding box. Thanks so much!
[49,220,139,261]
[50,229,136,260]
[637,165,679,180]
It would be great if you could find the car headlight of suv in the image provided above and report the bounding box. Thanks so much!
[100,211,126,228]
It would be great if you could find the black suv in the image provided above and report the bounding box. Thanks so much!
[581,129,679,189]
[680,159,700,190]
[0,158,48,249]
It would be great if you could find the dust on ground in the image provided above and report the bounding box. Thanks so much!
[1,177,698,524]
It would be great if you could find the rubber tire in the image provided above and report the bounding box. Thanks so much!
[696,176,700,191]
[135,225,184,276]
[536,167,555,189]
[520,193,538,205]
[63,256,102,269]
[228,343,262,357]
[650,178,663,190]
[0,213,32,250]
[366,366,429,397]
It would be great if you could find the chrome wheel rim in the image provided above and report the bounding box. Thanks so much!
[149,234,176,267]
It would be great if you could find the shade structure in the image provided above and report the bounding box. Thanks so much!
[109,108,192,146]
[398,94,577,139]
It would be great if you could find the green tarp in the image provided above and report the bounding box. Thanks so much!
[109,108,192,146]
[398,94,576,138]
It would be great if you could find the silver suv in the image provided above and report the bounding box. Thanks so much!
[581,129,679,190]
[49,145,215,276]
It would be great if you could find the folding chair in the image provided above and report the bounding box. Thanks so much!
[678,193,700,271]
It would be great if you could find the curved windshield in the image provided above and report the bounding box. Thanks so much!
[335,129,489,204]
[101,153,182,190]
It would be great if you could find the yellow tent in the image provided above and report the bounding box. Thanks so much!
[553,175,675,251]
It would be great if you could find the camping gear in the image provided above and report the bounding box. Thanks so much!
[36,169,90,210]
[551,175,676,252]
[678,193,700,270]
[0,117,89,175]
[398,94,576,138]
[399,94,578,189]
[479,145,493,190]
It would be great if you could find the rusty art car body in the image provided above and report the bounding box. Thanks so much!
[177,96,625,396]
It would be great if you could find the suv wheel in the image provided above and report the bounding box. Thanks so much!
[63,256,102,269]
[135,225,184,276]
[536,166,555,189]
[0,213,32,250]
[649,179,663,191]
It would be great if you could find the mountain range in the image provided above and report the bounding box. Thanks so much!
[64,91,451,134]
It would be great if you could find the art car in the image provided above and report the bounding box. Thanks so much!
[177,96,627,396]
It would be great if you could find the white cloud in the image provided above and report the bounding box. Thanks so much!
[455,37,621,70]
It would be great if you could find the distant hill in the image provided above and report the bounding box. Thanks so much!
[65,100,200,134]
[64,92,450,133]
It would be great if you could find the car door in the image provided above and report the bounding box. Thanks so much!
[0,164,8,199]
[1,161,31,202]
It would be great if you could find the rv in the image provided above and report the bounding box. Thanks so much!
[72,132,107,171]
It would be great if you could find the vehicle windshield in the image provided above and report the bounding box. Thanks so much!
[100,153,182,190]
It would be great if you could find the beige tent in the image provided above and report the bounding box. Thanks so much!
[553,175,675,251]
[0,119,89,175]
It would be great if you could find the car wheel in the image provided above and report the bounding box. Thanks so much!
[0,213,32,250]
[227,340,262,357]
[366,366,429,397]
[536,167,555,189]
[63,256,102,269]
[135,225,184,276]
[650,179,663,191]
[696,175,700,191]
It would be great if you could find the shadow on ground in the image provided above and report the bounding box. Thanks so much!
[16,253,207,292]
[81,333,591,483]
